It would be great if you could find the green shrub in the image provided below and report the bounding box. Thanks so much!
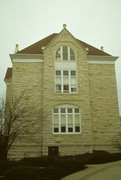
[22,156,86,171]
[0,160,31,175]
[4,166,44,180]
[51,158,86,173]
[40,166,69,180]
[4,166,68,180]
[2,151,121,180]
[21,156,55,167]
[85,151,121,164]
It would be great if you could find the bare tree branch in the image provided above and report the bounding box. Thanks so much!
[0,92,27,159]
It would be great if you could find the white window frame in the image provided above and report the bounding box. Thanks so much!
[53,105,81,134]
[55,46,75,61]
[55,70,77,94]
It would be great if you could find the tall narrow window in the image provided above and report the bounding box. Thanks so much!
[55,46,75,61]
[53,105,80,134]
[56,70,62,93]
[55,70,77,93]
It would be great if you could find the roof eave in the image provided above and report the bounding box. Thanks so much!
[87,55,119,61]
[10,53,43,60]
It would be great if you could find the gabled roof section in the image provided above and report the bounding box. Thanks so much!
[17,33,57,54]
[4,67,13,80]
[77,39,111,56]
[17,31,111,56]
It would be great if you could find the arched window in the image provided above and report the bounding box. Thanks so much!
[53,105,80,134]
[55,46,75,61]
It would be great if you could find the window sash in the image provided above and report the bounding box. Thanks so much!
[53,107,80,133]
[56,46,75,61]
[55,70,77,93]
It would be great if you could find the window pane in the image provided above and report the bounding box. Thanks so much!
[75,114,80,124]
[61,108,65,113]
[54,114,59,124]
[54,114,59,132]
[54,108,58,113]
[56,70,61,75]
[68,108,72,113]
[68,127,73,132]
[56,48,61,60]
[63,53,68,60]
[56,85,61,90]
[71,71,76,76]
[54,127,59,132]
[71,77,76,84]
[75,108,79,113]
[63,47,68,60]
[71,87,76,92]
[63,85,69,91]
[63,70,68,76]
[70,48,75,60]
[75,126,80,132]
[68,116,73,132]
[56,85,61,93]
[63,76,69,84]
[63,46,68,52]
[61,126,66,132]
[56,77,61,84]
[61,114,66,124]
[68,114,73,124]
[70,55,75,60]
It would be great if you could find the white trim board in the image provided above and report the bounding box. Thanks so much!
[88,60,115,64]
[55,61,76,69]
[12,59,43,63]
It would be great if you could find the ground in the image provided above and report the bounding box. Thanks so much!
[61,160,121,180]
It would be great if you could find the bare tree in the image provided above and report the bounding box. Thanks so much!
[0,93,26,160]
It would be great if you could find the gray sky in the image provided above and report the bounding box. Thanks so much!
[0,0,121,114]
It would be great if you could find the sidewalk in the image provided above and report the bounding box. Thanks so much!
[61,160,121,180]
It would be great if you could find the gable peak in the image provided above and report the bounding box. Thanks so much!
[63,24,67,29]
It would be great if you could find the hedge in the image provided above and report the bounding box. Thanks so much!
[4,166,69,180]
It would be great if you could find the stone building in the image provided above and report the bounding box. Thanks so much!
[4,25,120,159]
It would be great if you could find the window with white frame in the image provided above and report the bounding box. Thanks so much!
[56,46,75,61]
[56,70,77,93]
[53,105,80,134]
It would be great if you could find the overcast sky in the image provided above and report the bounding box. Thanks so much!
[0,0,121,114]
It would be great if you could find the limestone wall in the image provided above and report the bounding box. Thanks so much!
[41,34,93,156]
[8,62,44,158]
[89,64,121,152]
[6,29,121,158]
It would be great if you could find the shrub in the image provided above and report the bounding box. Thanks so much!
[2,151,121,180]
[4,166,44,180]
[0,160,31,175]
[52,158,86,173]
[21,156,55,167]
[81,151,121,164]
[22,156,86,173]
[4,166,68,180]
[40,166,69,180]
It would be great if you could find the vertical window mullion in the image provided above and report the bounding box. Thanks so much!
[59,108,61,133]
[61,70,63,93]
[61,46,63,61]
[68,46,70,61]
[69,70,71,93]
[75,72,77,91]
[66,108,68,133]
[55,71,56,93]
[73,108,75,133]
